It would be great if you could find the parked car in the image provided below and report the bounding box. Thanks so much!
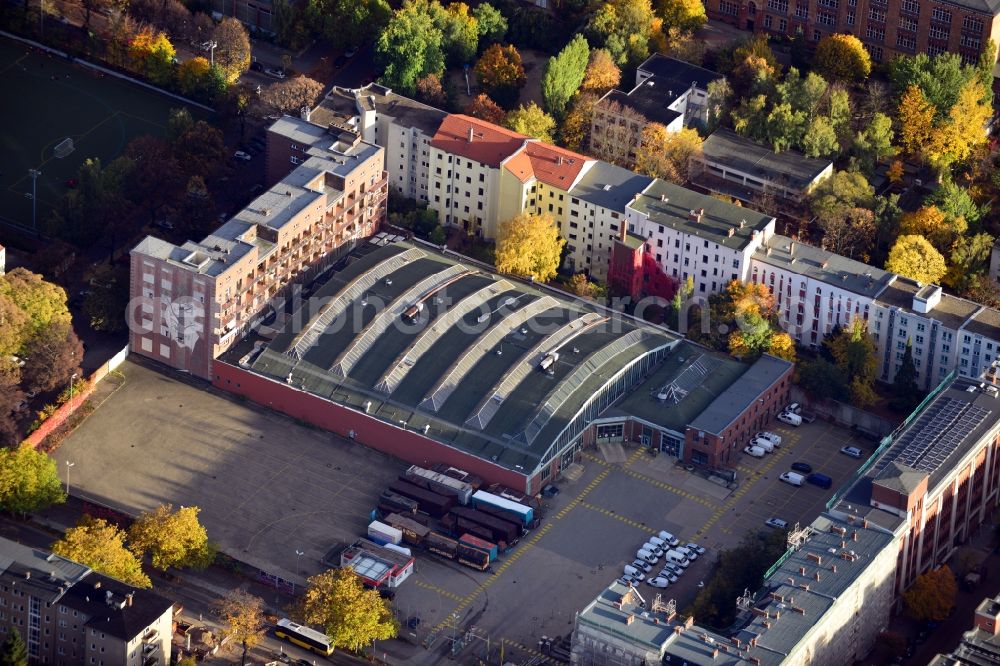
[685,542,706,556]
[751,437,774,453]
[662,562,684,576]
[677,545,698,560]
[840,446,863,459]
[617,575,638,587]
[623,565,645,581]
[630,559,652,573]
[265,68,286,79]
[234,150,252,161]
[643,542,665,557]
[786,402,801,414]
[807,473,833,489]
[647,577,670,588]
[744,445,766,458]
[658,569,679,583]
[541,484,560,498]
[756,431,782,446]
[777,411,802,426]
[791,462,813,474]
[657,531,680,547]
[765,518,789,529]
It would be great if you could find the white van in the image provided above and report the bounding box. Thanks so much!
[752,437,774,453]
[786,402,801,414]
[743,445,766,458]
[665,549,690,568]
[648,535,667,549]
[779,471,804,487]
[623,565,646,581]
[657,531,680,547]
[757,431,782,446]
[643,542,665,557]
[777,412,802,426]
[636,549,658,564]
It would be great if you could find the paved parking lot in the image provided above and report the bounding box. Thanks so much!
[54,360,407,584]
[56,361,874,665]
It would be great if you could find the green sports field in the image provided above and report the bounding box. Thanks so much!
[0,38,209,230]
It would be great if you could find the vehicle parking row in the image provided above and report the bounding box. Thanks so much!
[617,531,707,590]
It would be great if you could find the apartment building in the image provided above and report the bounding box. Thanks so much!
[129,117,387,379]
[209,0,273,31]
[0,537,174,666]
[705,0,1000,70]
[692,128,834,204]
[311,85,446,203]
[590,55,721,167]
[624,178,777,297]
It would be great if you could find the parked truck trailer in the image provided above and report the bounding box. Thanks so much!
[387,480,455,518]
[403,466,474,505]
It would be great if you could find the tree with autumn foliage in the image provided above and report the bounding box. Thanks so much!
[813,34,871,82]
[128,504,215,571]
[559,92,598,151]
[212,17,252,84]
[128,28,175,86]
[886,235,948,285]
[465,93,505,124]
[898,205,966,254]
[568,273,595,298]
[303,569,397,652]
[580,48,621,95]
[415,73,447,107]
[897,85,936,158]
[585,0,658,66]
[52,517,151,588]
[704,281,793,362]
[216,590,266,666]
[904,566,957,622]
[176,57,211,97]
[475,43,526,108]
[634,125,703,184]
[260,76,325,114]
[653,0,705,32]
[925,80,993,170]
[495,212,565,282]
[828,319,879,407]
[504,103,556,142]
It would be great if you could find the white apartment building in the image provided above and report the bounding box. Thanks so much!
[626,179,776,296]
[311,85,446,203]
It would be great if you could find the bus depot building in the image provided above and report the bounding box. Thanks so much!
[213,238,793,493]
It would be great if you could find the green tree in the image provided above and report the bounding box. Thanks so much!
[854,112,896,170]
[829,319,878,407]
[303,569,397,652]
[0,269,69,342]
[0,294,29,359]
[475,43,526,108]
[21,322,83,396]
[925,180,984,225]
[892,339,921,411]
[801,116,839,158]
[886,235,948,285]
[128,28,176,86]
[798,359,849,401]
[494,212,565,282]
[810,170,875,220]
[0,628,27,666]
[51,517,151,588]
[828,86,852,139]
[503,102,556,142]
[541,35,590,118]
[83,266,130,333]
[216,589,266,666]
[634,125,702,183]
[585,0,657,66]
[813,33,871,81]
[653,0,706,31]
[376,4,445,95]
[127,504,215,571]
[776,67,828,118]
[947,233,994,291]
[437,1,479,64]
[212,17,251,84]
[763,102,806,152]
[889,51,988,118]
[0,447,65,515]
[473,2,507,45]
[904,566,957,622]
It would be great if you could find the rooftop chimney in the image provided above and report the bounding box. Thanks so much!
[831,564,837,573]
[24,571,30,580]
[468,127,474,142]
[852,530,859,541]
[557,155,564,166]
[813,571,821,581]
[661,194,669,203]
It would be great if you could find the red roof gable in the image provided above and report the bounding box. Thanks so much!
[430,114,526,168]
[504,142,588,188]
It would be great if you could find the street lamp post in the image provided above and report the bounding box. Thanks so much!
[295,549,304,576]
[64,461,75,495]
[69,372,77,406]
[28,169,41,232]
[208,40,218,67]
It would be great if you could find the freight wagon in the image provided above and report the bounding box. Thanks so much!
[486,484,541,510]
[379,490,419,516]
[432,464,483,490]
[446,506,520,545]
[471,490,534,526]
[443,513,501,544]
[367,521,403,546]
[425,531,458,559]
[456,543,490,570]
[459,534,498,562]
[403,466,474,505]
[387,480,455,518]
[383,513,431,546]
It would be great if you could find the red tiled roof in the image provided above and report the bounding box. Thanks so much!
[504,142,589,188]
[430,115,526,168]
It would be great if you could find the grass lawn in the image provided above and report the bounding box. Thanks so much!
[0,37,210,230]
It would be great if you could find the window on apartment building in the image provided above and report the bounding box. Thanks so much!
[897,341,906,350]
[866,25,886,41]
[900,15,918,30]
[290,156,302,165]
[719,0,739,14]
[963,15,984,32]
[931,6,951,22]
[897,35,917,49]
[868,6,886,20]
[871,46,884,60]
[779,17,787,30]
[813,28,822,39]
[764,14,773,26]
[929,24,950,39]
[794,1,808,17]
[846,10,855,23]
[767,0,788,11]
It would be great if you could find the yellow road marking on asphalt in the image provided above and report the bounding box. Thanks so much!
[583,452,609,465]
[579,501,657,533]
[499,637,550,661]
[412,580,463,602]
[623,447,646,469]
[619,467,717,508]
[555,467,611,519]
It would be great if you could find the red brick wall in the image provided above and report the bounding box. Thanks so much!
[212,362,533,492]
